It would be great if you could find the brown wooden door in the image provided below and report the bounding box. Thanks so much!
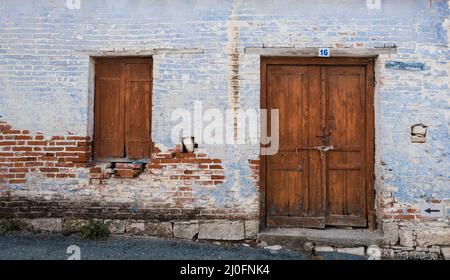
[94,58,152,161]
[262,58,374,229]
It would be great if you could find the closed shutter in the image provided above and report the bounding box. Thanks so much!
[125,60,152,159]
[94,58,152,161]
[94,59,125,159]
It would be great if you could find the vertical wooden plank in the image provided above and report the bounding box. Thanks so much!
[124,59,152,159]
[320,66,328,215]
[308,65,325,217]
[94,58,124,160]
[120,59,126,158]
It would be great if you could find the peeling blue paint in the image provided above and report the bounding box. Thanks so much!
[385,61,427,71]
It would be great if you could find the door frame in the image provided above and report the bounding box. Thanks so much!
[259,57,375,231]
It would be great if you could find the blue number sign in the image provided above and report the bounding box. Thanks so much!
[319,48,330,57]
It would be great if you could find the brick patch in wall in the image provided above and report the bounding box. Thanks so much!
[0,121,91,185]
[149,150,225,185]
[0,121,226,189]
[87,148,226,187]
[248,159,260,188]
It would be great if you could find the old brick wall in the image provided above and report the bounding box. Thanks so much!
[0,0,449,249]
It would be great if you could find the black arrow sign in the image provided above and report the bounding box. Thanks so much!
[425,208,440,214]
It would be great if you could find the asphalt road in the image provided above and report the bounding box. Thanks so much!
[0,232,366,260]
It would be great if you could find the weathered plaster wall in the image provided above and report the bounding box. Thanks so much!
[0,0,449,250]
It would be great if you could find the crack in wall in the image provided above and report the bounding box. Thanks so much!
[227,0,240,140]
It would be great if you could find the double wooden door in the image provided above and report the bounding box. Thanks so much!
[262,58,374,229]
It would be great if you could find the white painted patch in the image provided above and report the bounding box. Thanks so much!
[66,0,81,10]
[366,0,381,10]
[420,203,445,218]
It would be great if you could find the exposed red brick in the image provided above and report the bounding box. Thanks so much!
[39,156,57,161]
[9,168,29,173]
[0,152,14,157]
[43,147,64,151]
[56,174,76,178]
[25,162,44,167]
[3,130,21,134]
[115,169,139,178]
[89,173,108,179]
[209,165,223,169]
[90,167,102,173]
[0,141,17,146]
[149,163,163,169]
[53,141,76,146]
[65,146,90,152]
[159,158,181,163]
[8,157,37,162]
[12,147,33,152]
[39,168,59,172]
[8,179,26,184]
[76,141,90,147]
[14,135,33,140]
[55,162,75,168]
[27,141,47,146]
[175,152,196,158]
[66,136,90,141]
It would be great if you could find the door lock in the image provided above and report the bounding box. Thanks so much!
[315,145,335,159]
[315,145,335,152]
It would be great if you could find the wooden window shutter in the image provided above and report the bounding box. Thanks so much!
[94,58,152,160]
[94,59,125,159]
[124,59,152,159]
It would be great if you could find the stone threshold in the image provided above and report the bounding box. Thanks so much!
[258,227,384,248]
